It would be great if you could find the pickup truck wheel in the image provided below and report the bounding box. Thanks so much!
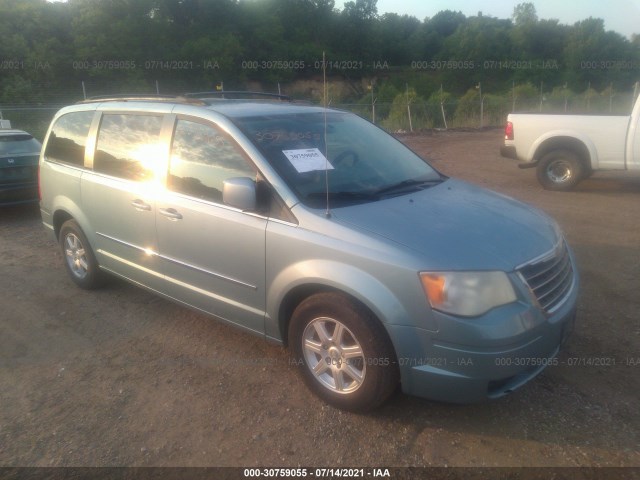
[582,167,594,180]
[537,149,583,191]
[289,292,399,411]
[59,220,106,289]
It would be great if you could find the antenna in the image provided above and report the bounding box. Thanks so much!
[323,51,331,218]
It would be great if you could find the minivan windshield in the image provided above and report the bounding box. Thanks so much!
[233,111,443,207]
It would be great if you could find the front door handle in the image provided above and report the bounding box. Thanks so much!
[159,208,183,221]
[131,199,151,211]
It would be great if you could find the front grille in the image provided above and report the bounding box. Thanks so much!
[518,242,574,314]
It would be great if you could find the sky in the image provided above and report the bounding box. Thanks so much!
[335,0,640,38]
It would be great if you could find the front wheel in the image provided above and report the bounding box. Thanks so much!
[289,292,399,411]
[536,149,584,191]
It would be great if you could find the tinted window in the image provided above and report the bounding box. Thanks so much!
[44,112,93,166]
[0,134,42,155]
[94,114,164,181]
[168,119,255,203]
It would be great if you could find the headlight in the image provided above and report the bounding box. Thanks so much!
[420,271,517,317]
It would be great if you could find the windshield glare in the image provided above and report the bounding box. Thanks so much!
[234,112,441,207]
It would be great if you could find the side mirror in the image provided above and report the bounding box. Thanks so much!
[223,177,257,211]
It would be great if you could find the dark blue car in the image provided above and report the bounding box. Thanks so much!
[0,129,42,205]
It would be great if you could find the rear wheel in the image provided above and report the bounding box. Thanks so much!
[289,292,399,411]
[59,220,106,289]
[581,167,595,180]
[536,149,584,191]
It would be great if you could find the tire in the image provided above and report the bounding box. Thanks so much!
[581,167,594,180]
[289,292,399,411]
[536,149,583,191]
[59,219,106,289]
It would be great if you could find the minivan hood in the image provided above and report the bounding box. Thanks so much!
[330,179,559,271]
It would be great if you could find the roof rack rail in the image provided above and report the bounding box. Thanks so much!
[184,91,292,101]
[76,94,206,105]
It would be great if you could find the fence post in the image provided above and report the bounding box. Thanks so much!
[406,83,413,132]
[477,82,483,127]
[440,84,448,129]
[369,81,376,123]
[609,83,614,113]
[539,81,544,112]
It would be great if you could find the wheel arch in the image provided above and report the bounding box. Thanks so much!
[267,262,408,353]
[53,209,74,239]
[277,285,400,359]
[531,135,594,171]
[277,283,331,347]
[50,196,94,243]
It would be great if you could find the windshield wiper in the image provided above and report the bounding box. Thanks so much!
[373,177,443,197]
[305,177,444,206]
[307,191,379,200]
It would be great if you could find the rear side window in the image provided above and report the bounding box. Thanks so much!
[168,119,255,203]
[44,111,93,166]
[94,114,164,182]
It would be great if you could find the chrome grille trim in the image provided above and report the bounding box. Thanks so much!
[518,241,575,314]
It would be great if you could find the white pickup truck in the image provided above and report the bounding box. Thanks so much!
[500,94,640,190]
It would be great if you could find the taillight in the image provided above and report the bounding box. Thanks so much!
[504,121,514,141]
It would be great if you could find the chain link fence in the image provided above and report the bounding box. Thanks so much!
[2,81,639,140]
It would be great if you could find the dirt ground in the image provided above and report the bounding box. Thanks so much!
[0,129,639,469]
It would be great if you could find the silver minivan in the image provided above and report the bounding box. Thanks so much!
[39,94,578,411]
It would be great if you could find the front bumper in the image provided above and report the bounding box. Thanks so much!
[387,271,579,404]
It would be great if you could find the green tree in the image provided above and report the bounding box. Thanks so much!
[342,0,377,20]
[563,17,636,89]
[512,2,537,25]
[382,88,428,131]
[438,14,512,90]
[374,13,422,66]
[337,0,378,59]
[0,0,639,105]
[511,83,539,111]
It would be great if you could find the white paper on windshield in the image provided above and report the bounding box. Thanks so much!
[282,148,334,173]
